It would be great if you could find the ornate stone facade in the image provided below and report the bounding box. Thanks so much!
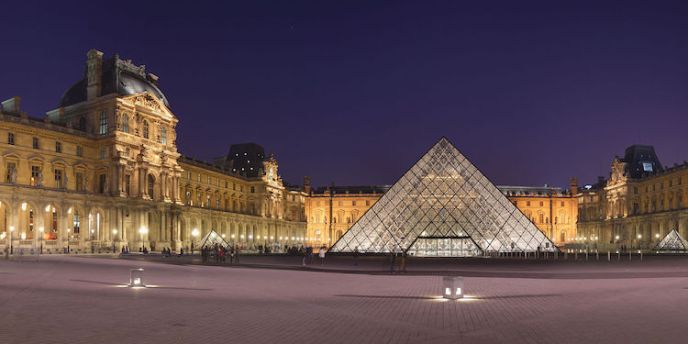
[305,182,578,248]
[304,183,390,248]
[0,50,307,255]
[577,145,688,251]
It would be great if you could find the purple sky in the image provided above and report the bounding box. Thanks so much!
[2,1,688,188]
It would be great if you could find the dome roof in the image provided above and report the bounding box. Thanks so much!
[60,54,169,108]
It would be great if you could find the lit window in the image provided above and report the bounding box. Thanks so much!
[31,166,41,186]
[160,125,167,144]
[5,162,16,182]
[54,169,63,188]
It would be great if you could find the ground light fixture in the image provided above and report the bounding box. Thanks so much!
[442,276,464,300]
[129,268,145,288]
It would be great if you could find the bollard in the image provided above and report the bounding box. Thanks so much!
[442,276,464,300]
[575,251,578,260]
[607,251,610,261]
[585,251,588,261]
[639,250,643,261]
[617,251,620,261]
[629,251,632,261]
[596,251,599,261]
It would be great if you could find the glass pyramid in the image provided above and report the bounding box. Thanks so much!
[329,137,556,256]
[654,229,688,251]
[200,230,230,248]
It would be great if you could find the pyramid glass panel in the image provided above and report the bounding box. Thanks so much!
[654,229,688,251]
[200,230,230,248]
[329,137,556,256]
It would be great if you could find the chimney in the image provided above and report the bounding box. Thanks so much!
[569,177,578,195]
[303,176,311,194]
[86,49,104,100]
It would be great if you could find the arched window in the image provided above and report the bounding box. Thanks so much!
[147,174,155,198]
[143,120,149,139]
[160,125,167,144]
[73,210,80,235]
[99,111,108,135]
[122,114,129,133]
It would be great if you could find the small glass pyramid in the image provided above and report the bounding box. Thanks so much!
[329,137,556,256]
[200,230,230,248]
[654,229,688,251]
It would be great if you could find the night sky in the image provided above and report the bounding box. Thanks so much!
[3,1,688,188]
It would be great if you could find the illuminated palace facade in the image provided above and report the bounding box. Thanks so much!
[577,145,688,250]
[305,182,578,248]
[0,50,306,254]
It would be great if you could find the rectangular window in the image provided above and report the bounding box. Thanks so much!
[5,162,16,182]
[7,132,15,145]
[160,126,167,144]
[31,166,41,186]
[32,137,40,149]
[75,172,84,192]
[99,147,105,160]
[352,200,356,206]
[98,174,106,194]
[54,169,63,188]
[99,111,108,135]
[76,145,83,157]
[55,141,62,153]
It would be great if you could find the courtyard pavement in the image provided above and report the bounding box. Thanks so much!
[2,255,688,343]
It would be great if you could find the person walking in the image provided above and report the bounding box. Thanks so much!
[353,247,359,266]
[318,246,326,265]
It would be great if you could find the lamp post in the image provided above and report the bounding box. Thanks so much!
[191,228,199,255]
[9,226,14,255]
[138,226,148,252]
[637,233,642,251]
[66,228,71,254]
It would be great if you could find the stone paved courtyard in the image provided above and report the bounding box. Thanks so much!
[2,255,688,343]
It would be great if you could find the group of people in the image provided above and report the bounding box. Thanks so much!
[200,244,239,264]
[296,246,328,266]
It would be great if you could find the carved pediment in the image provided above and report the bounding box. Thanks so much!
[122,92,175,121]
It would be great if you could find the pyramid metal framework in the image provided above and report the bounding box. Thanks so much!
[200,230,230,248]
[329,137,556,256]
[654,229,688,251]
